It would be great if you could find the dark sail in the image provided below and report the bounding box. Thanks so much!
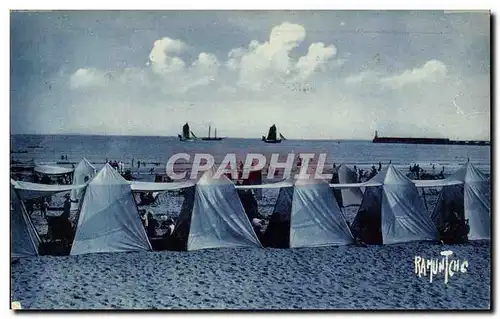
[182,123,190,139]
[267,125,278,141]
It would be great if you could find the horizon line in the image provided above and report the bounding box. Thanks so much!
[9,132,491,142]
[10,132,374,141]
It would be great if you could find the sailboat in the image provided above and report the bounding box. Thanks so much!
[178,122,198,141]
[201,124,224,141]
[262,124,286,143]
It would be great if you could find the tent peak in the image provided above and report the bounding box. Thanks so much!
[90,163,128,185]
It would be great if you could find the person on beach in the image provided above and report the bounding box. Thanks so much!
[251,218,265,238]
[238,189,262,220]
[464,219,470,239]
[25,199,34,216]
[358,169,364,183]
[60,194,77,248]
[140,211,148,228]
[237,161,244,179]
[41,174,52,184]
[146,212,157,237]
[223,161,234,180]
[40,198,49,219]
[62,194,77,218]
[164,218,175,237]
[378,162,382,172]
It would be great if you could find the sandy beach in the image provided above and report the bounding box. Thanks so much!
[11,240,490,309]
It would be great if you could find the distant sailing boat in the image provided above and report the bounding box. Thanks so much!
[262,124,286,143]
[178,122,198,141]
[201,124,224,141]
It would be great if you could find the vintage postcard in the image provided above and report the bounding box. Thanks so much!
[10,10,491,310]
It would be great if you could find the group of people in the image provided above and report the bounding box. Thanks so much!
[132,159,148,169]
[351,209,383,244]
[37,193,78,250]
[108,160,126,174]
[439,211,470,244]
[138,192,157,205]
[408,163,445,180]
[33,173,72,185]
[352,162,382,183]
[222,160,263,189]
[25,197,50,219]
[140,211,176,239]
[105,158,154,173]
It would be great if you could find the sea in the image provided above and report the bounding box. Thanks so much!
[10,134,491,179]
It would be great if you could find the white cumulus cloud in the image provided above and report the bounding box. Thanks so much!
[69,68,107,89]
[380,59,448,89]
[296,42,337,81]
[148,37,187,75]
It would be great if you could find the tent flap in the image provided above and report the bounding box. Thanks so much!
[11,190,40,258]
[353,165,439,244]
[186,169,262,251]
[290,179,354,248]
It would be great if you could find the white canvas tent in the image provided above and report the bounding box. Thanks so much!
[265,178,355,248]
[431,162,490,241]
[351,165,439,244]
[71,164,152,255]
[172,169,262,251]
[71,158,97,211]
[11,188,41,258]
[337,165,364,207]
